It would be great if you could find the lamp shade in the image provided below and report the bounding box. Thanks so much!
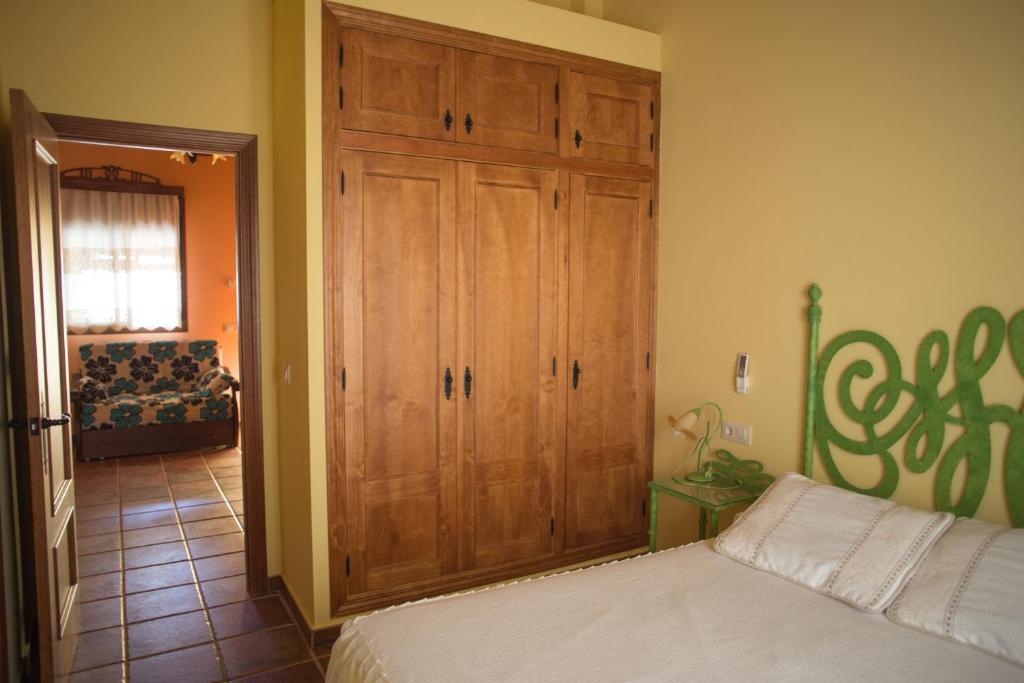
[667,407,702,439]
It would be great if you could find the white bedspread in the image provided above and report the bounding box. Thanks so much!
[326,542,1024,682]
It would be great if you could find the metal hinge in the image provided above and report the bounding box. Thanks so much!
[340,172,345,194]
[554,190,559,210]
[345,555,351,577]
[555,82,560,103]
[642,499,647,517]
[555,118,559,139]
[649,199,653,217]
[341,367,347,391]
[552,356,557,377]
[339,44,344,67]
[339,85,344,110]
[550,517,555,536]
[646,352,650,369]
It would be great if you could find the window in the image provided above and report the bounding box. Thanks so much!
[60,167,186,334]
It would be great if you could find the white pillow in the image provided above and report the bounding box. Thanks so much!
[714,472,953,612]
[887,518,1024,668]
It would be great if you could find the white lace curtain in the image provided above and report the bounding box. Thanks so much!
[61,189,184,334]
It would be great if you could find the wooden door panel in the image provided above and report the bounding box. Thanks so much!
[457,162,561,570]
[339,28,456,141]
[569,72,654,166]
[33,145,75,514]
[6,89,80,680]
[565,175,652,551]
[341,151,457,595]
[457,51,559,153]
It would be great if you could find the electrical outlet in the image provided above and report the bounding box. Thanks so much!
[722,420,753,445]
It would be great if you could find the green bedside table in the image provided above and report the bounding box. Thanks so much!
[647,479,762,551]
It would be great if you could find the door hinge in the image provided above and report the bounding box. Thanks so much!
[555,82,560,103]
[341,367,347,391]
[554,190,559,210]
[340,171,345,195]
[345,555,350,577]
[339,44,344,67]
[550,517,555,536]
[642,499,647,517]
[650,133,654,151]
[648,199,653,217]
[646,352,650,369]
[650,100,654,119]
[551,356,557,377]
[339,85,344,110]
[554,118,559,139]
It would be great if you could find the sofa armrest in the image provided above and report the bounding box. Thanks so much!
[77,377,109,403]
[197,367,239,395]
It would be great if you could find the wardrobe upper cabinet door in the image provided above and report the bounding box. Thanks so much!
[565,175,653,551]
[456,51,559,153]
[340,151,458,595]
[568,72,654,166]
[339,28,457,141]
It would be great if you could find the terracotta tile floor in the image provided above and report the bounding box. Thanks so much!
[71,448,326,682]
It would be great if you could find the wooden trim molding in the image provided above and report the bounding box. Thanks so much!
[44,112,269,596]
[324,2,660,85]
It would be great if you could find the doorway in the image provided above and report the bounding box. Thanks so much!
[4,93,271,679]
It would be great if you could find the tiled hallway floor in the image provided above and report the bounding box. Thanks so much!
[70,448,326,682]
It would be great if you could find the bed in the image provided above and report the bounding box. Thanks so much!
[327,285,1024,682]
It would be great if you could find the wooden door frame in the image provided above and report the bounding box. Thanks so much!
[41,113,269,595]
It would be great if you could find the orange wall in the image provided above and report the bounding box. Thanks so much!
[58,142,240,377]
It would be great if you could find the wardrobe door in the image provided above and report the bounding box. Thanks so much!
[456,163,563,570]
[340,151,458,594]
[565,175,653,550]
[568,72,654,166]
[456,52,559,153]
[339,28,457,141]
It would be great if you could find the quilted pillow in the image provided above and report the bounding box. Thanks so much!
[197,368,236,395]
[887,518,1024,667]
[714,472,953,612]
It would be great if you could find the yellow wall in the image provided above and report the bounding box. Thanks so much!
[608,0,1024,549]
[0,0,282,574]
[272,0,316,626]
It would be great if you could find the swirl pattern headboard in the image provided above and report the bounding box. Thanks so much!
[802,284,1024,527]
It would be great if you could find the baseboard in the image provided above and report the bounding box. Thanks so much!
[269,575,342,648]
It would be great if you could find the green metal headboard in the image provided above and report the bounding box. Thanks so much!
[802,284,1024,527]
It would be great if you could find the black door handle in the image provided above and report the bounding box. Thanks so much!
[572,360,581,389]
[40,413,71,429]
[465,113,474,134]
[574,129,583,148]
[464,367,473,399]
[444,368,453,400]
[444,109,453,130]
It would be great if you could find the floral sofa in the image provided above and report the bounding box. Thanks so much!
[73,339,239,460]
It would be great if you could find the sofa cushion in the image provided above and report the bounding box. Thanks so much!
[79,339,223,396]
[80,390,235,431]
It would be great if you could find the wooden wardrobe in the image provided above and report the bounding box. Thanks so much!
[323,3,659,617]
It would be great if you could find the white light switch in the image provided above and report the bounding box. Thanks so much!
[722,420,753,445]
